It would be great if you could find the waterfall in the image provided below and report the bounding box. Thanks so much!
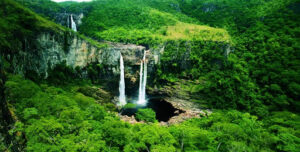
[137,51,147,105]
[70,15,77,32]
[119,54,126,106]
[138,60,144,103]
[142,52,147,102]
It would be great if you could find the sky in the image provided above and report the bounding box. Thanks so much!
[51,0,92,2]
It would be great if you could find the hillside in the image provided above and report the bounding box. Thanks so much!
[0,0,300,152]
[0,0,64,51]
[15,0,231,45]
[79,0,231,44]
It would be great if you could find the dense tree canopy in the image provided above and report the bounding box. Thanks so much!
[0,0,299,151]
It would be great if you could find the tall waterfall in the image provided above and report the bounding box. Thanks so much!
[137,51,147,105]
[70,15,77,32]
[119,54,126,106]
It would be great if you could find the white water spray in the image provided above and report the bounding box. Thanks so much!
[137,51,147,105]
[70,15,77,32]
[119,54,126,106]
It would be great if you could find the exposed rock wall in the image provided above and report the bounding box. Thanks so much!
[8,32,149,78]
[4,30,231,91]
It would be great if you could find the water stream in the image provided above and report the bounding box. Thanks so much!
[70,14,77,32]
[137,51,147,105]
[119,54,126,106]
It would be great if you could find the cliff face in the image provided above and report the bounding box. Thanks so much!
[5,30,164,94]
[3,0,232,87]
[7,31,231,81]
[9,32,151,78]
[4,27,231,96]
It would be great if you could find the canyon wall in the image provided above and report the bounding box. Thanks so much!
[8,32,151,77]
[4,29,231,94]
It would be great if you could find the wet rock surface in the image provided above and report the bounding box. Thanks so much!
[163,97,211,125]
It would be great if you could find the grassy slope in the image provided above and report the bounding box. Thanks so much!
[0,0,65,47]
[78,0,231,45]
[171,0,300,113]
[13,0,231,45]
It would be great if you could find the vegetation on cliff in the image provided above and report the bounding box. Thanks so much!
[0,0,299,151]
[0,0,105,56]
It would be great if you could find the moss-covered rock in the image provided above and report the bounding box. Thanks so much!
[77,86,112,103]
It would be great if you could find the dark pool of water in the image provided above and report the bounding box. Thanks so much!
[121,97,184,122]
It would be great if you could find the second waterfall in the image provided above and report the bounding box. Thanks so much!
[70,15,77,32]
[137,51,147,105]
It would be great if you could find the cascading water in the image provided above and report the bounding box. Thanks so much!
[119,54,126,106]
[138,60,143,103]
[142,52,147,101]
[70,15,77,32]
[137,51,147,105]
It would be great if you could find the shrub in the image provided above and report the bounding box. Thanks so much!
[136,108,157,123]
[123,103,137,109]
[47,61,76,84]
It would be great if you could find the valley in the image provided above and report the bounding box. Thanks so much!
[0,0,299,151]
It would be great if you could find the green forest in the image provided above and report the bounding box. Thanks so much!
[0,0,299,151]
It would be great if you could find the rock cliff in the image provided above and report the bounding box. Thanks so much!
[3,26,231,95]
[8,32,150,77]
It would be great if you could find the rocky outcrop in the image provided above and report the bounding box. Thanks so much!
[6,29,231,80]
[119,115,142,124]
[164,97,211,125]
[77,86,112,103]
[8,32,149,78]
[147,79,212,125]
[4,27,231,96]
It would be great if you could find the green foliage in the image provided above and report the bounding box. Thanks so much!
[173,110,278,151]
[23,108,39,121]
[0,133,7,152]
[0,0,104,74]
[4,75,300,151]
[2,0,300,151]
[155,0,300,116]
[0,0,65,52]
[5,75,40,103]
[123,103,137,109]
[136,108,157,123]
[15,0,63,19]
[78,0,230,45]
[47,61,76,84]
[5,75,109,151]
[127,124,176,152]
[263,111,300,152]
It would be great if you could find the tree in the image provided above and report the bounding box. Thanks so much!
[136,108,157,123]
